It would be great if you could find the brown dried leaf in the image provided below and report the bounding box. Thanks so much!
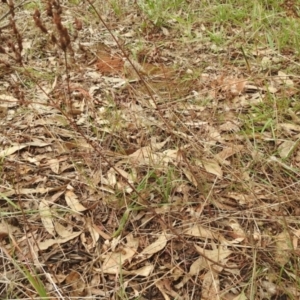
[194,244,232,273]
[85,218,100,249]
[201,271,220,300]
[3,187,53,197]
[92,224,111,240]
[38,231,82,250]
[183,225,225,242]
[219,121,240,132]
[232,292,247,300]
[65,270,85,297]
[156,279,180,300]
[278,140,297,159]
[175,255,205,289]
[107,167,117,187]
[218,76,247,96]
[181,167,198,187]
[139,232,168,257]
[0,141,50,158]
[278,123,300,134]
[190,256,206,275]
[226,192,254,206]
[53,222,72,238]
[101,233,139,274]
[127,138,170,165]
[0,144,28,157]
[0,94,18,107]
[0,221,20,239]
[39,199,55,236]
[227,219,246,243]
[127,264,154,277]
[275,230,293,266]
[48,158,60,174]
[201,159,223,178]
[216,145,244,163]
[65,190,87,212]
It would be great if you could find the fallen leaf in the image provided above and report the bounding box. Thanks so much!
[201,159,223,178]
[101,233,139,274]
[215,145,244,163]
[194,244,232,272]
[261,280,277,296]
[0,144,28,157]
[219,121,240,132]
[39,199,55,236]
[65,270,85,297]
[48,158,60,174]
[292,228,300,250]
[65,190,87,212]
[181,167,198,187]
[0,94,18,107]
[85,218,100,249]
[275,230,293,266]
[3,187,54,197]
[228,219,246,243]
[107,167,117,187]
[139,232,168,257]
[126,264,154,277]
[102,247,136,274]
[0,221,20,239]
[156,279,180,300]
[278,140,297,159]
[92,224,111,240]
[277,71,294,87]
[226,192,253,206]
[278,123,300,134]
[128,138,170,165]
[54,222,73,238]
[38,231,82,250]
[183,225,225,242]
[201,270,220,300]
[175,256,204,289]
[189,256,206,275]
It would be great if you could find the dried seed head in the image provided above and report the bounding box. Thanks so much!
[53,12,63,31]
[0,46,6,54]
[33,9,40,18]
[51,33,57,44]
[74,18,82,31]
[33,9,48,33]
[46,1,53,17]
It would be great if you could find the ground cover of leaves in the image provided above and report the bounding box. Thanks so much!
[1,0,300,299]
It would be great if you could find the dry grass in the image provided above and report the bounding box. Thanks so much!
[1,0,300,299]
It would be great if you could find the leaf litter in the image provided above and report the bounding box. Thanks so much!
[0,1,300,299]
